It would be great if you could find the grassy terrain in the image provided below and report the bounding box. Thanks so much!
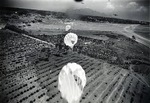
[0,29,150,103]
[1,7,150,74]
[0,7,150,103]
[134,25,150,39]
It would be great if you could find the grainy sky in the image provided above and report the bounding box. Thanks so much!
[2,0,149,21]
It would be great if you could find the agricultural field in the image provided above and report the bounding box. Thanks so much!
[0,29,150,103]
[0,7,150,103]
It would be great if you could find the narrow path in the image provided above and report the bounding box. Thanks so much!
[106,73,127,103]
[115,87,125,103]
[129,65,150,87]
[123,25,150,47]
[93,71,122,103]
[22,34,55,47]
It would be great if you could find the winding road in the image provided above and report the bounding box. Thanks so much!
[123,25,150,47]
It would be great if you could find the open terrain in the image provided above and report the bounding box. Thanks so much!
[0,7,150,103]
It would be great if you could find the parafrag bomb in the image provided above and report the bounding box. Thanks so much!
[58,63,86,103]
[65,22,74,32]
[64,33,78,49]
[65,25,71,31]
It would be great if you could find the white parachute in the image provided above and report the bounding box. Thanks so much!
[65,22,74,31]
[64,33,78,49]
[58,63,86,103]
[65,25,71,31]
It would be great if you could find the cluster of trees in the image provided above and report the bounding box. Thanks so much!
[80,15,149,25]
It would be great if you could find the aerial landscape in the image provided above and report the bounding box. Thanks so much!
[0,0,150,103]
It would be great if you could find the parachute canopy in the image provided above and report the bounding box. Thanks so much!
[58,63,86,103]
[64,22,74,25]
[65,24,71,31]
[64,33,78,49]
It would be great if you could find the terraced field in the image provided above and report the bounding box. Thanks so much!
[0,30,150,103]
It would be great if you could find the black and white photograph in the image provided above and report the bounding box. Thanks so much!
[0,0,150,103]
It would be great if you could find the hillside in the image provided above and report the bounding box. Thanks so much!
[0,7,149,25]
